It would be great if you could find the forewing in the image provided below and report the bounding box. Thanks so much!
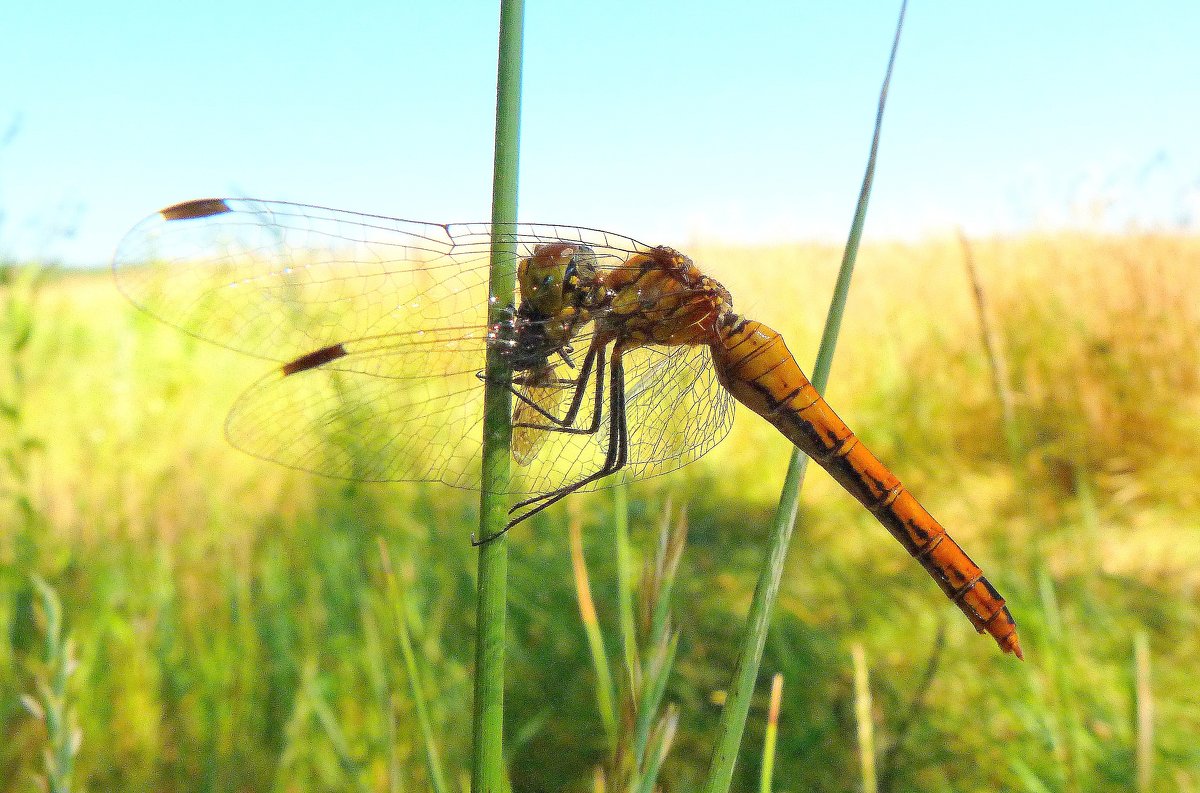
[112,198,652,364]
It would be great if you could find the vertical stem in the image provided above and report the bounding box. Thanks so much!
[1134,632,1153,793]
[957,229,1019,461]
[700,3,907,790]
[569,512,618,750]
[614,484,640,689]
[759,673,784,793]
[877,623,945,793]
[472,1,524,790]
[379,540,450,793]
[852,644,877,793]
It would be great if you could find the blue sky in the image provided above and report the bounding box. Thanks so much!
[4,1,1198,266]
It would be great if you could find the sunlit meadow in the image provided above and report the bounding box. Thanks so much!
[2,231,1198,791]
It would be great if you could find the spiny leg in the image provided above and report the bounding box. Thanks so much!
[473,348,627,546]
[471,347,617,545]
[512,340,607,436]
[507,342,596,426]
[509,346,624,512]
[489,345,629,536]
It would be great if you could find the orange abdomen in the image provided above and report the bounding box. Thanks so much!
[711,317,1022,658]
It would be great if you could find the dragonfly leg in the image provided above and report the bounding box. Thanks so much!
[483,359,587,424]
[473,348,618,546]
[511,340,608,435]
[491,345,629,535]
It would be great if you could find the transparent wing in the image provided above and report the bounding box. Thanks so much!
[222,334,734,495]
[113,197,652,363]
[511,367,567,466]
[114,198,736,495]
[615,344,736,486]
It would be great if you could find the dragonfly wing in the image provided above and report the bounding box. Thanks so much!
[225,328,489,488]
[506,343,734,495]
[113,198,653,365]
[617,344,736,484]
[114,197,679,493]
[511,378,567,466]
[113,199,490,363]
[224,326,651,496]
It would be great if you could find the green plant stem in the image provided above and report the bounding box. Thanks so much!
[379,540,449,793]
[1134,631,1153,793]
[614,484,640,689]
[472,1,524,791]
[634,632,678,768]
[568,515,618,751]
[700,4,907,791]
[852,644,878,793]
[759,673,783,793]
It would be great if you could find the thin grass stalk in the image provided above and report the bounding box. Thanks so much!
[759,673,783,793]
[633,631,679,768]
[386,694,404,793]
[957,230,1020,462]
[634,706,679,793]
[472,1,524,790]
[852,644,878,793]
[700,3,907,790]
[305,661,373,793]
[357,602,406,793]
[647,505,686,650]
[569,511,618,750]
[378,539,449,793]
[1037,571,1086,793]
[613,484,641,689]
[1134,631,1153,793]
[21,575,80,793]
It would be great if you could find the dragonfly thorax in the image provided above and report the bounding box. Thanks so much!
[599,247,735,349]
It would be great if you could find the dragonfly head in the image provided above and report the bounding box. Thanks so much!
[518,243,597,315]
[513,242,600,354]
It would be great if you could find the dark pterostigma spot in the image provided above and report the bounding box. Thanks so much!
[160,198,232,221]
[282,343,348,376]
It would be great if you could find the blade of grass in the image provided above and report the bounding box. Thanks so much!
[758,673,783,793]
[957,229,1018,457]
[634,706,679,793]
[852,643,878,793]
[633,631,679,768]
[305,661,373,793]
[473,1,525,790]
[647,505,687,650]
[613,483,640,690]
[569,510,618,751]
[357,601,405,793]
[378,539,449,793]
[878,622,946,793]
[700,4,907,790]
[1037,570,1087,792]
[1134,631,1153,793]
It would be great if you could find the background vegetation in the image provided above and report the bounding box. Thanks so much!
[2,230,1198,791]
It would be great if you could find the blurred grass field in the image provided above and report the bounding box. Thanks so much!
[2,230,1199,791]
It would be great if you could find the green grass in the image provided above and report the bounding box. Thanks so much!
[473,0,524,788]
[2,231,1199,790]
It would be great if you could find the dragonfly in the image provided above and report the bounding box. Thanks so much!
[114,197,1022,658]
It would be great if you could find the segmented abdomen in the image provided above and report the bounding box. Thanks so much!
[710,317,1022,658]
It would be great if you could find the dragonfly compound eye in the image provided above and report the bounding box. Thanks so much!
[519,243,579,319]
